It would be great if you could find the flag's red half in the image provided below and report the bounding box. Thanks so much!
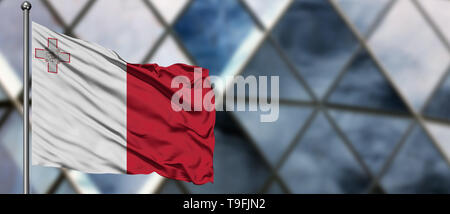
[126,63,215,185]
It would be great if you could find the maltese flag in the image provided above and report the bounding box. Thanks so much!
[31,22,215,185]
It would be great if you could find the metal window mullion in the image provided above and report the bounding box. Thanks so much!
[241,0,392,193]
[241,0,319,102]
[259,108,319,193]
[424,115,450,127]
[140,30,170,64]
[420,63,450,115]
[147,0,297,194]
[226,111,293,194]
[64,0,97,36]
[318,1,404,192]
[240,0,393,193]
[41,0,69,29]
[412,0,450,52]
[0,107,12,128]
[318,0,399,193]
[233,0,296,82]
[323,107,387,193]
[142,0,193,63]
[44,171,64,194]
[318,1,404,190]
[366,121,417,193]
[322,0,398,102]
[142,0,197,65]
[328,0,450,166]
[411,0,450,115]
[236,0,315,193]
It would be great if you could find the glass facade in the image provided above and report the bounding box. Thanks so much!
[0,0,449,194]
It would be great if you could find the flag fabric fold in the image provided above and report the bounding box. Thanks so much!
[31,22,215,185]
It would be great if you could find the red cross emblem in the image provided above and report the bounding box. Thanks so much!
[35,38,70,73]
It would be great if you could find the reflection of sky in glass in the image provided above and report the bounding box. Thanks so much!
[328,50,408,113]
[426,122,450,162]
[381,126,450,193]
[0,0,449,194]
[420,0,450,43]
[174,0,256,75]
[241,41,311,101]
[330,110,410,174]
[233,105,313,166]
[272,0,358,98]
[336,0,390,36]
[369,0,450,111]
[150,0,189,24]
[75,0,163,63]
[244,0,290,28]
[280,113,370,194]
[424,73,450,121]
[0,143,21,193]
[48,0,89,25]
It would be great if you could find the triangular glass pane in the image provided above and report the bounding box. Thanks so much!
[329,110,410,174]
[369,0,450,111]
[232,105,313,166]
[241,40,311,101]
[184,112,270,193]
[31,166,60,194]
[75,0,164,63]
[150,0,189,24]
[335,0,391,36]
[381,126,450,193]
[243,0,290,28]
[149,36,191,66]
[174,0,260,76]
[272,0,359,98]
[279,113,370,193]
[159,180,184,194]
[328,50,408,113]
[425,122,450,162]
[420,0,450,43]
[424,71,450,121]
[48,0,90,25]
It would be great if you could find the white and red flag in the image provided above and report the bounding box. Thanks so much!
[31,22,215,185]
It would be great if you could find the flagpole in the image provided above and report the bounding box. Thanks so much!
[21,1,31,195]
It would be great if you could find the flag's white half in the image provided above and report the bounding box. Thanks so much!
[32,22,127,173]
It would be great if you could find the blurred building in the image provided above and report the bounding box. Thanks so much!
[0,0,449,194]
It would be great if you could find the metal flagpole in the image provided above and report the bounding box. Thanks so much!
[21,1,31,195]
